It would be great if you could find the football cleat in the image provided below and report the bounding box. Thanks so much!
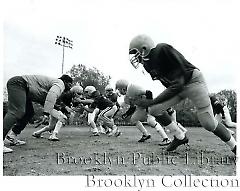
[3,146,13,154]
[166,135,189,151]
[108,127,118,137]
[114,130,122,137]
[138,134,151,142]
[5,135,26,146]
[48,133,59,141]
[91,132,100,137]
[32,132,43,138]
[159,138,171,146]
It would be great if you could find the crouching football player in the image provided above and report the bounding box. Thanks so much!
[76,90,121,137]
[32,85,83,141]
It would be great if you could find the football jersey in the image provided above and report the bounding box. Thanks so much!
[22,75,65,114]
[143,43,197,87]
[90,96,114,110]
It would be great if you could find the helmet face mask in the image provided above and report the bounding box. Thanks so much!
[129,48,142,69]
[105,85,114,97]
[115,79,129,95]
[84,86,96,98]
[129,34,154,69]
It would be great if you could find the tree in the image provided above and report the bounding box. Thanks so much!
[68,64,111,93]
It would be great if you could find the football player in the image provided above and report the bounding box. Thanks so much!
[32,85,83,141]
[210,95,236,134]
[116,79,172,145]
[104,85,121,132]
[77,90,121,137]
[79,86,100,136]
[128,34,236,154]
[3,74,73,153]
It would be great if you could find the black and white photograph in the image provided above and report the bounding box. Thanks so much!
[2,0,239,190]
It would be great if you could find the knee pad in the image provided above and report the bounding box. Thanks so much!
[146,115,157,127]
[155,111,172,126]
[197,106,217,131]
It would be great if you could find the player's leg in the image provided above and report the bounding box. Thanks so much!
[215,111,235,135]
[149,96,189,151]
[197,106,236,154]
[94,108,105,134]
[146,114,171,145]
[187,70,236,154]
[5,99,34,146]
[3,77,27,153]
[130,107,151,142]
[48,120,62,141]
[167,108,187,134]
[99,106,120,137]
[32,115,57,138]
[88,110,99,136]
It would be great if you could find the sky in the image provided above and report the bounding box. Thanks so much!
[2,0,240,97]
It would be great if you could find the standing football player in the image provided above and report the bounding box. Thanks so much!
[3,74,73,153]
[128,34,236,154]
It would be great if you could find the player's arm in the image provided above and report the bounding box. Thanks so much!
[74,97,94,105]
[122,104,136,119]
[43,83,66,122]
[80,102,96,113]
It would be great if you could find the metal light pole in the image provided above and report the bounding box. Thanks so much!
[55,36,73,74]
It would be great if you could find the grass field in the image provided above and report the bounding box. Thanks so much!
[3,125,236,176]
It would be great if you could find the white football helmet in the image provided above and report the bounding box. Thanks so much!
[129,34,155,69]
[105,84,114,97]
[105,84,113,91]
[126,83,146,99]
[84,86,96,97]
[70,85,83,94]
[115,79,129,95]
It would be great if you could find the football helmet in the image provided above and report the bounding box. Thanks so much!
[84,86,96,97]
[105,84,114,97]
[129,34,155,69]
[126,83,146,99]
[105,84,113,91]
[70,85,83,94]
[115,79,129,95]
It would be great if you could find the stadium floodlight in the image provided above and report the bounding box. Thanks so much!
[55,36,73,74]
